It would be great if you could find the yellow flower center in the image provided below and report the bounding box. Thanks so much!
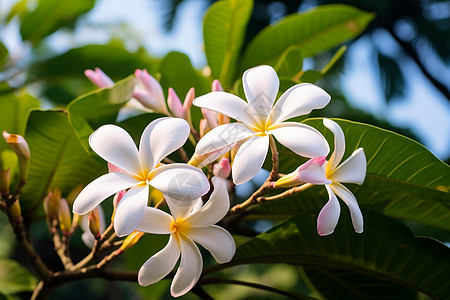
[170,219,190,236]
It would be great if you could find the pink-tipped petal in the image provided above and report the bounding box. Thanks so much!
[84,68,114,88]
[193,92,257,125]
[323,119,346,173]
[269,122,329,158]
[114,185,149,237]
[138,235,181,286]
[167,88,185,118]
[139,117,190,172]
[136,207,174,234]
[317,185,341,236]
[211,79,223,92]
[188,225,235,263]
[89,125,141,175]
[134,69,168,114]
[297,157,332,184]
[73,173,138,215]
[232,135,269,185]
[331,148,366,185]
[243,65,279,122]
[195,123,255,155]
[183,87,195,111]
[269,83,330,124]
[331,183,363,233]
[170,236,202,297]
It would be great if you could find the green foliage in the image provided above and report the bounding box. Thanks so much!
[19,0,95,44]
[203,0,253,87]
[241,4,374,70]
[0,259,37,294]
[21,110,104,215]
[257,118,450,231]
[0,43,8,67]
[67,75,136,153]
[227,211,449,299]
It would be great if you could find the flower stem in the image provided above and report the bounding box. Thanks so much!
[258,183,313,202]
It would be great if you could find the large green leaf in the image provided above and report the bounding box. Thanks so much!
[203,0,253,87]
[67,75,136,153]
[20,0,95,44]
[255,119,450,231]
[0,259,37,294]
[21,110,104,215]
[215,211,449,299]
[241,4,374,70]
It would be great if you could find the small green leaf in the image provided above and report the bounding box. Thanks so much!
[0,259,37,294]
[20,0,95,44]
[275,46,303,78]
[241,4,374,70]
[222,211,450,299]
[299,70,323,83]
[21,110,104,215]
[203,0,253,87]
[67,75,136,153]
[256,119,450,231]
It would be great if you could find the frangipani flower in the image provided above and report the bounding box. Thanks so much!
[276,118,366,236]
[72,117,209,237]
[193,65,331,185]
[137,177,235,297]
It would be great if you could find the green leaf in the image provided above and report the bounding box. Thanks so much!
[203,0,253,87]
[299,70,323,83]
[241,4,374,70]
[67,75,136,153]
[159,51,210,127]
[0,259,37,294]
[255,119,450,231]
[20,0,95,44]
[0,43,8,67]
[275,46,303,78]
[220,211,450,298]
[21,110,104,215]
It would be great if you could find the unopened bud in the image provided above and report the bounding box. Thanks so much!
[213,158,231,179]
[134,69,169,115]
[111,190,125,222]
[211,79,223,92]
[1,169,11,195]
[167,88,185,118]
[66,184,83,206]
[10,199,21,219]
[88,207,101,238]
[3,131,30,179]
[84,68,114,88]
[58,198,71,235]
[44,187,61,220]
[119,231,144,252]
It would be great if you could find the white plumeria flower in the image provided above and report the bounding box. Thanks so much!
[137,177,235,297]
[72,117,210,237]
[276,118,366,236]
[193,65,331,185]
[80,205,106,249]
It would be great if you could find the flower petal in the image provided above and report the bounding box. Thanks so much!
[331,183,363,233]
[193,92,257,125]
[187,177,229,226]
[331,148,366,185]
[269,122,329,158]
[171,235,203,297]
[195,123,255,155]
[137,207,174,234]
[165,194,197,222]
[317,185,341,236]
[323,118,345,173]
[297,157,331,185]
[232,135,269,185]
[243,65,278,122]
[139,117,190,172]
[114,185,149,237]
[73,173,138,215]
[89,125,141,175]
[138,235,180,286]
[196,143,236,168]
[149,163,209,202]
[188,225,235,263]
[269,83,330,124]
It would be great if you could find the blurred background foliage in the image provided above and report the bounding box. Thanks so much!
[0,0,449,299]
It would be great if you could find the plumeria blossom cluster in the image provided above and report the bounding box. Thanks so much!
[70,64,366,297]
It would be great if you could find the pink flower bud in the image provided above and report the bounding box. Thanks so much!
[201,108,218,129]
[167,88,185,118]
[212,79,223,92]
[134,69,169,115]
[213,158,231,179]
[183,87,195,112]
[84,68,114,88]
